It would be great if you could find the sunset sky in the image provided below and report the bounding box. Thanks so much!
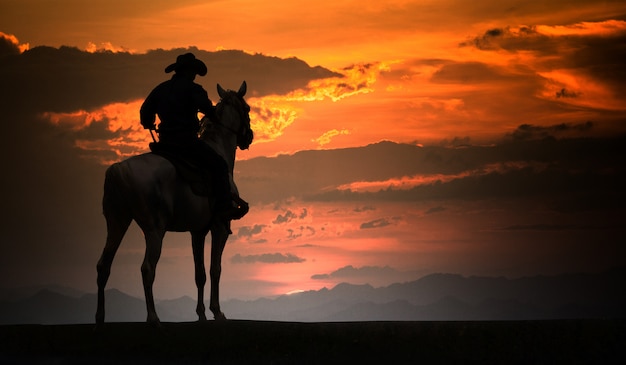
[0,0,625,303]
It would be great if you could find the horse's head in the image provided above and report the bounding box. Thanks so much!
[207,81,253,150]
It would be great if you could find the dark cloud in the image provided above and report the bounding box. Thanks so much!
[238,127,624,205]
[272,210,298,224]
[508,122,594,141]
[360,218,393,229]
[0,46,341,114]
[237,224,267,238]
[272,209,308,224]
[0,34,21,57]
[230,253,306,264]
[360,218,390,229]
[298,135,625,219]
[286,226,315,240]
[353,205,376,212]
[460,26,554,52]
[555,88,580,98]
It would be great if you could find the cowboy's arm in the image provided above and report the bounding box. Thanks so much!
[140,90,158,129]
[194,85,218,123]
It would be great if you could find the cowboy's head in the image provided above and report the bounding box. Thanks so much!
[165,53,207,79]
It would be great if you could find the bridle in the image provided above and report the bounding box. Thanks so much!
[213,90,253,150]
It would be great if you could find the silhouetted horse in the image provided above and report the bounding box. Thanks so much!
[95,81,252,328]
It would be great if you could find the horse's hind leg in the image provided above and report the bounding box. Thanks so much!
[95,213,131,327]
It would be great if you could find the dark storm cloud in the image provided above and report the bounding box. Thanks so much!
[230,253,306,264]
[507,121,594,141]
[0,46,341,114]
[247,134,624,218]
[237,127,625,207]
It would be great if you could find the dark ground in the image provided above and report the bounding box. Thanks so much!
[0,320,624,364]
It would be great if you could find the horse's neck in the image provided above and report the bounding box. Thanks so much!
[202,125,237,173]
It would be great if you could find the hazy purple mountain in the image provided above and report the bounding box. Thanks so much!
[0,267,624,324]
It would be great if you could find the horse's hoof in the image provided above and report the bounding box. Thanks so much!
[214,312,227,321]
[147,317,162,328]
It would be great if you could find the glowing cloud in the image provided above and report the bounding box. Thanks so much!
[42,100,150,163]
[85,41,135,54]
[0,31,29,53]
[313,129,351,146]
[248,97,300,143]
[248,62,386,145]
[535,20,626,36]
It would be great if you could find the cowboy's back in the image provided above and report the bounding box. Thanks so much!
[140,74,215,142]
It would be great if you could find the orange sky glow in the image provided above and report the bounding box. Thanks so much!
[0,0,625,301]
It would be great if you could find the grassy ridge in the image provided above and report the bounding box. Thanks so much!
[1,320,624,364]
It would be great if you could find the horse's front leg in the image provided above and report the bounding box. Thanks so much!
[191,232,208,322]
[141,230,164,327]
[209,223,230,321]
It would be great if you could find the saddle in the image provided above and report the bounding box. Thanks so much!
[149,142,213,196]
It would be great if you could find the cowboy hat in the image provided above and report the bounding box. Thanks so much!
[164,53,207,76]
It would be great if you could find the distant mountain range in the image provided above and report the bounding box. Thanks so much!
[1,267,624,324]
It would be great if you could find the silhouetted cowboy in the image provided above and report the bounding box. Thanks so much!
[140,52,246,221]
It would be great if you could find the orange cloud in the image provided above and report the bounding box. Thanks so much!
[535,20,626,36]
[42,100,151,163]
[85,41,136,54]
[0,31,29,53]
[313,129,351,146]
[538,70,626,112]
[247,62,386,147]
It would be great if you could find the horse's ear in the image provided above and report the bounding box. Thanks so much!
[237,81,247,97]
[217,83,227,98]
